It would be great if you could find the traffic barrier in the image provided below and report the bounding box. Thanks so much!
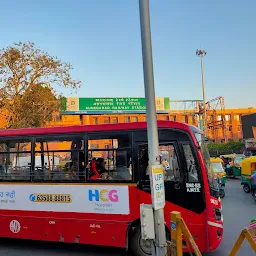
[229,218,256,256]
[167,211,256,256]
[168,211,202,256]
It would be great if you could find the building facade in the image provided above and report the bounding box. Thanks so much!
[49,107,256,143]
[1,96,255,143]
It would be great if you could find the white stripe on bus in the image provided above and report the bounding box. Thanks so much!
[207,221,223,229]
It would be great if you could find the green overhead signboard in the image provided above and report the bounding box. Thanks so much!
[60,97,170,114]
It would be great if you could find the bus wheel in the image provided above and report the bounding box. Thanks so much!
[130,226,170,256]
[131,226,152,256]
[243,184,250,193]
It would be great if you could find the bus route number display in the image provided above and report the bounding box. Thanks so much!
[151,165,165,210]
[29,194,72,203]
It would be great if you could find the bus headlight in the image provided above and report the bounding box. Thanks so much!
[213,207,222,221]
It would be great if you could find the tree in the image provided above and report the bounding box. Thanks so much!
[0,41,81,128]
[18,85,59,127]
[208,141,245,156]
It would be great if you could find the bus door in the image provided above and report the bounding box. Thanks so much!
[179,142,207,250]
[135,143,188,221]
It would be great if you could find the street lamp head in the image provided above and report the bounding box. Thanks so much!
[196,49,207,56]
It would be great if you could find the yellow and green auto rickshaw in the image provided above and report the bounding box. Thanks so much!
[220,154,245,178]
[241,156,256,193]
[210,157,226,186]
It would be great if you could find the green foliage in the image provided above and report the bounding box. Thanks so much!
[208,140,245,156]
[0,41,81,128]
[19,85,59,127]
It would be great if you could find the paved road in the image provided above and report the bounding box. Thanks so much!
[204,178,256,256]
[0,179,255,255]
[0,239,127,256]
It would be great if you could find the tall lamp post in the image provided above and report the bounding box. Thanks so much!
[196,49,208,137]
[139,1,167,256]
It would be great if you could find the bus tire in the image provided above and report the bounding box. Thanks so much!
[130,226,152,256]
[243,184,250,193]
[130,225,170,256]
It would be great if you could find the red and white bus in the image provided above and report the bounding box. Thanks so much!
[0,121,223,255]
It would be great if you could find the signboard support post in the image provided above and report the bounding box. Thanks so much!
[139,1,167,256]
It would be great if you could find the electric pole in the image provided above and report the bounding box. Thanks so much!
[196,49,208,137]
[139,1,167,256]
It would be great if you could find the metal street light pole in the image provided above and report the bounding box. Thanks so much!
[196,49,208,137]
[139,1,167,256]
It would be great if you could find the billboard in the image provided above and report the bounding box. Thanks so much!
[241,113,256,139]
[60,97,170,114]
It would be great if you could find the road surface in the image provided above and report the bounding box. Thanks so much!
[205,178,256,256]
[0,179,255,255]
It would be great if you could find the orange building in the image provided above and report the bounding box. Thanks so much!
[50,106,256,143]
[1,97,255,143]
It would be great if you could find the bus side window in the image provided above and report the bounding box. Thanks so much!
[0,140,32,181]
[182,143,199,182]
[86,133,132,181]
[34,136,85,182]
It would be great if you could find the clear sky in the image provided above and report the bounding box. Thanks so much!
[0,0,255,108]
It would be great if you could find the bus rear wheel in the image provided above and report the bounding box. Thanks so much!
[130,226,170,256]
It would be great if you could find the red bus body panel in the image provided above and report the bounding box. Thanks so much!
[0,185,218,251]
[0,121,223,252]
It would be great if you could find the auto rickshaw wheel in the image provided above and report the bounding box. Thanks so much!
[219,189,225,198]
[243,184,250,193]
[252,190,256,202]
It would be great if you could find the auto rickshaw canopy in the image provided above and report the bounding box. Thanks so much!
[220,154,235,159]
[210,157,224,163]
[241,156,256,176]
[220,154,245,167]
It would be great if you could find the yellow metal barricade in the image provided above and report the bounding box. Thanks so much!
[229,225,256,255]
[169,211,202,256]
[168,211,256,256]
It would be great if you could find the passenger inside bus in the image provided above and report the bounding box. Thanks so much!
[70,140,85,181]
[141,150,149,180]
[140,146,180,182]
[87,158,100,180]
[114,152,131,180]
[88,158,112,180]
[140,149,168,180]
[96,158,112,179]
